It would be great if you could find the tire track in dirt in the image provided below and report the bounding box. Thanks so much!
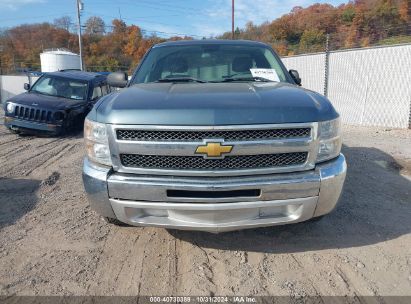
[36,137,67,148]
[0,144,31,160]
[43,143,81,170]
[334,255,383,298]
[0,140,56,176]
[0,131,17,137]
[173,235,218,295]
[0,134,82,178]
[0,137,24,146]
[86,227,172,296]
[167,231,178,295]
[23,143,73,176]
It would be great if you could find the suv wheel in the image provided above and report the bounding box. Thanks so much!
[8,127,20,134]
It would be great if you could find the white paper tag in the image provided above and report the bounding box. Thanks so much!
[250,68,280,82]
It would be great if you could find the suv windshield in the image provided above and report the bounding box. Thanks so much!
[31,75,88,100]
[131,44,289,84]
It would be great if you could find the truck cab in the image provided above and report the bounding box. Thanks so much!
[82,40,346,232]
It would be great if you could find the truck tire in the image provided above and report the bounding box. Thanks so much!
[308,215,325,223]
[102,216,129,226]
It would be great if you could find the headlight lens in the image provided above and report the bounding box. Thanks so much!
[317,117,342,163]
[84,118,112,166]
[6,102,15,114]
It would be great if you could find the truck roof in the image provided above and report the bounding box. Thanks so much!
[154,39,269,48]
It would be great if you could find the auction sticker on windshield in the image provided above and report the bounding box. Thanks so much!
[250,68,280,82]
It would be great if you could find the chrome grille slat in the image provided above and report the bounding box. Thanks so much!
[120,152,308,170]
[117,128,311,141]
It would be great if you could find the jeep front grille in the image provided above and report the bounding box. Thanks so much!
[120,152,308,170]
[14,105,54,123]
[116,128,311,142]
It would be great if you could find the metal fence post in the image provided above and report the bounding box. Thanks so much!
[409,100,411,129]
[324,33,330,97]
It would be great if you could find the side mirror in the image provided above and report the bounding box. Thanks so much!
[289,70,301,86]
[24,83,30,90]
[107,71,128,88]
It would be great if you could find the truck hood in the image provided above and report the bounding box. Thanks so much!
[95,82,338,125]
[9,92,86,111]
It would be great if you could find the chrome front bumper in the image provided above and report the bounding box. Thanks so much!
[82,154,346,232]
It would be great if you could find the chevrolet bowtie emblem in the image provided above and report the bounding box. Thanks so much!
[195,141,233,158]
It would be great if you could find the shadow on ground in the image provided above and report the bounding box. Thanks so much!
[0,177,41,230]
[169,145,411,253]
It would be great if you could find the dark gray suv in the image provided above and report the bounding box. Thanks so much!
[4,70,110,135]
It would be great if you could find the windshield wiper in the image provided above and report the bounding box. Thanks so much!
[155,77,207,83]
[218,76,273,83]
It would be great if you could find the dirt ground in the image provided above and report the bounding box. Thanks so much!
[0,109,410,298]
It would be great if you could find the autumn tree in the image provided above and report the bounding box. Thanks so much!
[84,16,105,36]
[54,16,73,32]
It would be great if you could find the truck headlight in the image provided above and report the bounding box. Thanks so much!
[6,102,15,114]
[316,117,342,163]
[84,118,112,166]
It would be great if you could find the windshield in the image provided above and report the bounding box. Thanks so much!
[31,75,88,100]
[131,44,289,84]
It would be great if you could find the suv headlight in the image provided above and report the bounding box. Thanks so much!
[6,102,15,114]
[316,117,342,163]
[84,118,112,166]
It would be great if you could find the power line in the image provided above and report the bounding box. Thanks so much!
[0,12,76,22]
[96,0,208,15]
[101,24,203,38]
[82,11,183,20]
[90,13,204,38]
[83,11,186,28]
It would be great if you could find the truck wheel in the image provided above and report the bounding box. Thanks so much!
[308,215,325,223]
[102,216,129,226]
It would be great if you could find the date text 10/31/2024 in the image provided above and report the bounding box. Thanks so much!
[149,296,257,303]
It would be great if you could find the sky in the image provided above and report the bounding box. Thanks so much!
[0,0,348,38]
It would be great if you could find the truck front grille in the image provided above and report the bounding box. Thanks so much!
[117,128,311,142]
[14,105,54,123]
[120,152,308,170]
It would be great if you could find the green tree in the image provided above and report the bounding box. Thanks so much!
[299,29,326,53]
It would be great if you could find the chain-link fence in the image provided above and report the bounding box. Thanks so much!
[282,43,411,129]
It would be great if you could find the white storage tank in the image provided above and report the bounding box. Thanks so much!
[40,48,81,72]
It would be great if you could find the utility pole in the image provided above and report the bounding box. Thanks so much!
[118,7,122,21]
[76,0,84,71]
[231,0,235,39]
[0,45,3,75]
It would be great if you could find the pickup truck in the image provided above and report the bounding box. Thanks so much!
[82,40,346,233]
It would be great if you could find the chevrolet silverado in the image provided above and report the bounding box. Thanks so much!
[82,40,346,233]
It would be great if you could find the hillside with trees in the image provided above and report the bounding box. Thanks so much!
[0,0,409,74]
[219,0,410,55]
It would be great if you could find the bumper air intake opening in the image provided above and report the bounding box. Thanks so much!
[167,189,261,199]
